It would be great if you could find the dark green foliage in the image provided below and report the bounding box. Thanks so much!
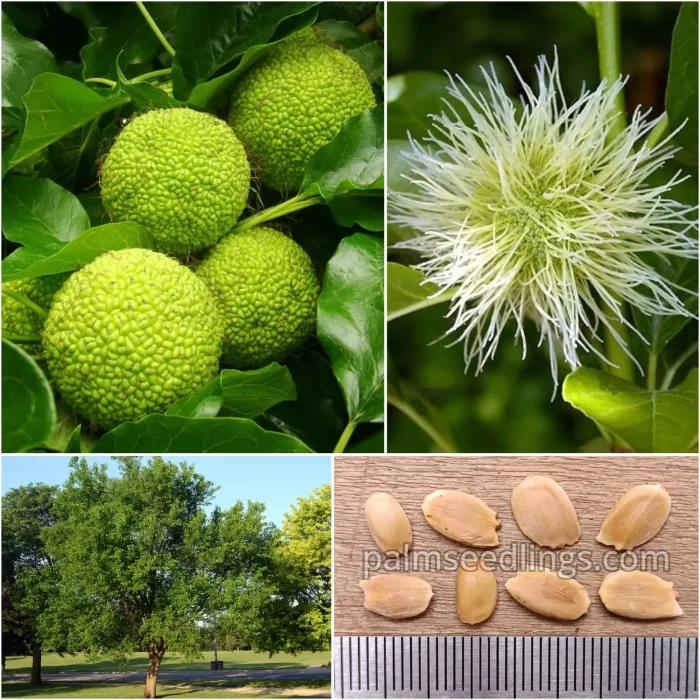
[2,483,60,683]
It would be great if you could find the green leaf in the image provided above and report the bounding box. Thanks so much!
[80,18,158,82]
[9,74,129,168]
[632,162,698,352]
[115,58,179,111]
[2,340,56,452]
[317,233,384,425]
[77,2,178,81]
[63,425,82,453]
[388,262,452,321]
[562,367,698,453]
[184,8,318,109]
[261,350,348,453]
[174,3,317,91]
[300,105,384,200]
[316,20,383,86]
[387,71,451,140]
[41,400,83,453]
[2,175,90,250]
[165,380,224,419]
[666,3,698,155]
[2,222,152,281]
[386,71,505,141]
[219,364,297,418]
[92,415,313,453]
[1,12,59,131]
[633,256,697,353]
[328,193,383,231]
[387,139,420,245]
[45,118,102,192]
[77,192,110,227]
[166,364,297,420]
[346,429,384,453]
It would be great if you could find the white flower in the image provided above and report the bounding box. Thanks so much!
[390,53,698,389]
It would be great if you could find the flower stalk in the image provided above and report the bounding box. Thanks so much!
[592,1,635,383]
[231,192,321,234]
[3,289,49,320]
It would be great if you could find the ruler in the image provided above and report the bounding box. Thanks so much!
[334,636,699,698]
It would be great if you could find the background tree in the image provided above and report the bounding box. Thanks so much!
[192,501,277,665]
[1,483,59,685]
[278,483,331,649]
[224,483,331,654]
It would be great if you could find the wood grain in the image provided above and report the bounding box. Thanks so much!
[334,456,698,637]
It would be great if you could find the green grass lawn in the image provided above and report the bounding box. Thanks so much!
[4,650,330,675]
[1,680,331,698]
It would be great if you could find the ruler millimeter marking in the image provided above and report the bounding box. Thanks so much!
[334,636,699,698]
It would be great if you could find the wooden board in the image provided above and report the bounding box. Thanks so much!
[334,456,698,637]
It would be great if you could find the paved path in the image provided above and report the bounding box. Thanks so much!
[3,666,331,684]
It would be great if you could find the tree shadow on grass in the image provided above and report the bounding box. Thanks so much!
[1,681,332,699]
[2,683,97,698]
[5,661,312,675]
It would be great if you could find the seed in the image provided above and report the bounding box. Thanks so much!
[599,571,683,619]
[505,570,590,620]
[422,490,500,547]
[511,475,580,549]
[597,484,671,551]
[365,492,412,556]
[359,574,434,619]
[456,562,498,625]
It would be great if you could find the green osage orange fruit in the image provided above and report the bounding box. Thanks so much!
[2,275,66,353]
[42,248,224,429]
[101,108,250,256]
[228,28,376,192]
[196,226,320,368]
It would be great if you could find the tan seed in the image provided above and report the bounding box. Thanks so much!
[422,490,500,547]
[511,475,580,549]
[359,574,434,619]
[597,484,671,551]
[505,571,590,620]
[599,571,683,619]
[457,562,498,625]
[365,492,412,556]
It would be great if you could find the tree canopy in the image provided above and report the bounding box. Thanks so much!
[2,483,59,683]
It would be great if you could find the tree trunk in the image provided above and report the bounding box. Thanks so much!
[30,640,42,685]
[143,643,165,699]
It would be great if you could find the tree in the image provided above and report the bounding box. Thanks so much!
[2,484,59,685]
[191,500,277,665]
[278,483,331,649]
[223,483,331,654]
[41,457,223,698]
[41,456,287,698]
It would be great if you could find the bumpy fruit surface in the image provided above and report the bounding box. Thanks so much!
[151,78,173,96]
[196,226,319,368]
[42,249,224,429]
[101,108,250,256]
[2,275,65,353]
[228,28,376,191]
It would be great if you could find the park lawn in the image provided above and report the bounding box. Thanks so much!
[4,650,330,674]
[1,680,331,698]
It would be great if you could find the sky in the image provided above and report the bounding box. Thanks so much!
[1,455,330,526]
